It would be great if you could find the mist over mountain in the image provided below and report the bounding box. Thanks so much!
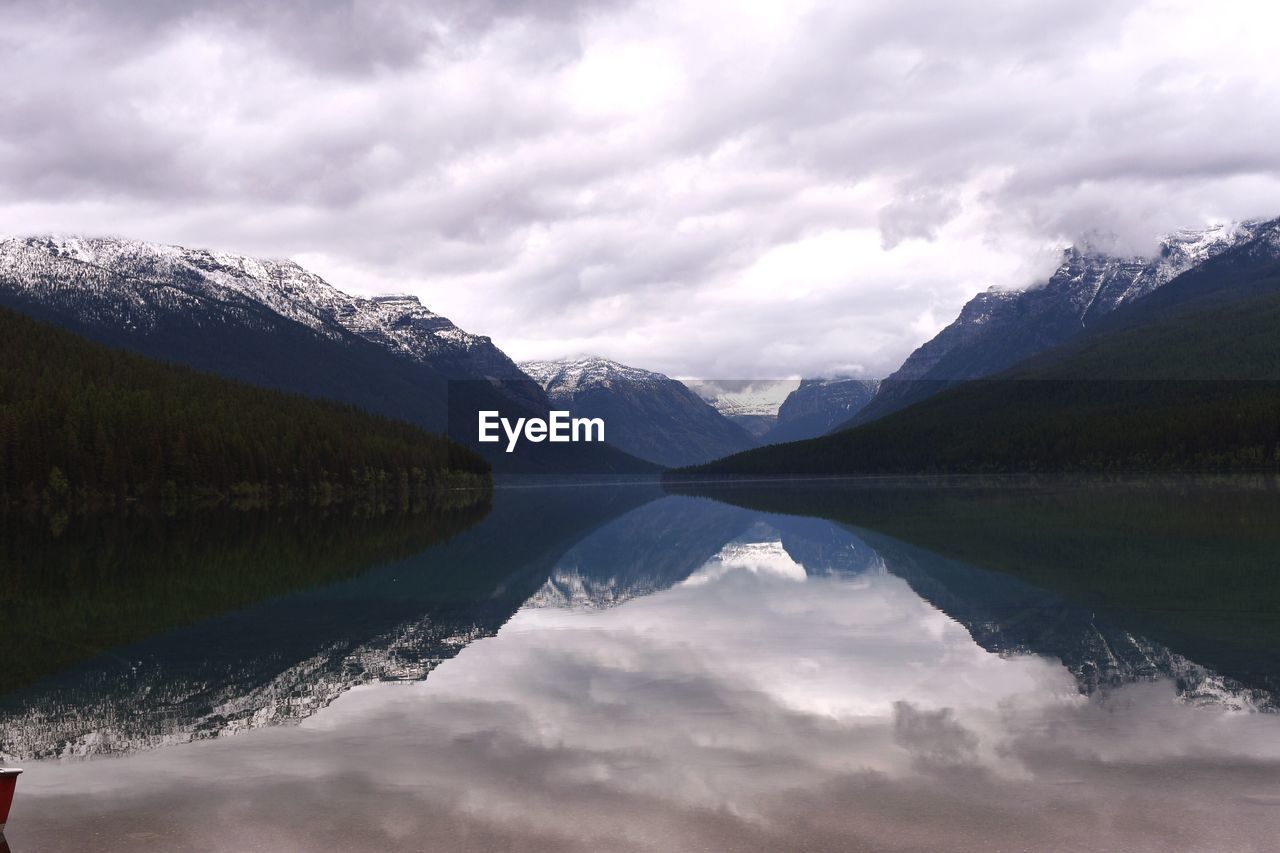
[683,380,799,438]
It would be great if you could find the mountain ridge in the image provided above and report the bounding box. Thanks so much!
[676,224,1280,476]
[764,377,879,444]
[0,235,533,386]
[846,219,1274,429]
[520,356,756,468]
[0,235,658,473]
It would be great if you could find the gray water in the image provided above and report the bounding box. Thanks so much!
[2,479,1279,851]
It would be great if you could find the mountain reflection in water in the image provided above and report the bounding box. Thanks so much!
[3,479,1279,852]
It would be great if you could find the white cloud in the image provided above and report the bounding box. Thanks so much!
[1,0,1278,378]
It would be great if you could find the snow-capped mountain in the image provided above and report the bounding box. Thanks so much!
[683,379,801,437]
[0,234,648,468]
[521,357,757,467]
[850,220,1273,427]
[522,356,671,398]
[0,235,530,382]
[762,378,880,445]
[0,235,662,474]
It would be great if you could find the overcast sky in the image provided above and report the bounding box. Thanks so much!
[3,0,1278,378]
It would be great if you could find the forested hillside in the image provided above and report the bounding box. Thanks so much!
[0,306,490,508]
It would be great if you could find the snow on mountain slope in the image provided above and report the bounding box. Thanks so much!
[0,236,674,472]
[521,356,671,399]
[681,379,800,437]
[520,357,758,468]
[849,219,1274,427]
[0,235,528,383]
[762,378,881,445]
[685,379,800,417]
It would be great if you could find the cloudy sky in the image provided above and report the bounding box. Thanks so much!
[3,0,1279,378]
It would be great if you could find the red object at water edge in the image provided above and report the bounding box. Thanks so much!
[0,768,21,833]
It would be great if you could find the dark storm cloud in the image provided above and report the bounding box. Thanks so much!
[1,0,1277,377]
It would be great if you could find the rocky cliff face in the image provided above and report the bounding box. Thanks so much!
[763,378,880,444]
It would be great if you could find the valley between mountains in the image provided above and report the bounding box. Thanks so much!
[3,218,1280,485]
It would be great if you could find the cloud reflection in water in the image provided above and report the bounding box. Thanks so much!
[10,518,1280,852]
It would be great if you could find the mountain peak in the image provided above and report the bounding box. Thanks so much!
[519,356,757,468]
[0,234,528,385]
[849,214,1280,427]
[520,356,670,397]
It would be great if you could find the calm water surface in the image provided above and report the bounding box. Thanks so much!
[2,479,1279,851]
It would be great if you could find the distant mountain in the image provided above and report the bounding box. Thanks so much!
[762,378,879,445]
[684,380,799,437]
[686,378,881,445]
[677,219,1280,476]
[848,221,1270,428]
[521,357,757,468]
[0,236,653,474]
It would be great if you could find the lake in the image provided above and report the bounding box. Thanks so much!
[2,478,1279,851]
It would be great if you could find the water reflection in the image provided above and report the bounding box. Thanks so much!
[0,501,491,697]
[860,527,1274,710]
[0,485,658,759]
[672,476,1280,693]
[3,481,1280,850]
